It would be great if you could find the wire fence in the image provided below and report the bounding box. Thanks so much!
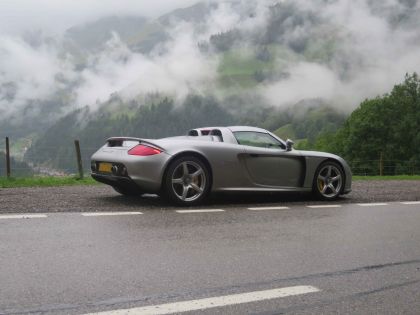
[1,137,420,178]
[0,158,92,177]
[0,138,97,178]
[350,160,420,176]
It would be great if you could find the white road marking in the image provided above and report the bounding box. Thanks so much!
[306,205,342,209]
[81,212,143,217]
[175,209,225,213]
[2,201,412,220]
[357,203,388,207]
[0,214,47,220]
[85,285,320,315]
[401,201,420,205]
[248,206,290,211]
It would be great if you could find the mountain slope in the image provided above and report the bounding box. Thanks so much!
[3,0,419,174]
[25,93,346,172]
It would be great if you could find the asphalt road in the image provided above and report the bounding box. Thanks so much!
[1,201,420,314]
[1,180,420,214]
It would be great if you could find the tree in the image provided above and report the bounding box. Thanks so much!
[315,73,420,175]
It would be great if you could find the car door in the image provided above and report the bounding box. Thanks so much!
[234,131,304,188]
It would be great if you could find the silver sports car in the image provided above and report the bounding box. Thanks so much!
[91,126,352,205]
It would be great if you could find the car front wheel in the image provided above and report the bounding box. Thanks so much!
[163,156,210,206]
[313,161,344,200]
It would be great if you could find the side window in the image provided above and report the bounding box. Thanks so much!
[234,132,285,149]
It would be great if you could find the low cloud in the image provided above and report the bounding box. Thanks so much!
[0,35,76,117]
[260,0,420,110]
[261,62,338,106]
[75,23,218,108]
[1,0,420,120]
[0,0,198,35]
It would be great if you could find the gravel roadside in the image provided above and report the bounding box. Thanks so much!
[0,180,420,214]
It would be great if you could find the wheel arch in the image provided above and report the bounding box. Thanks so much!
[161,151,213,191]
[313,158,347,193]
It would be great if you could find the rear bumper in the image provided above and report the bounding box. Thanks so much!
[91,149,172,193]
[91,173,137,189]
[91,170,162,193]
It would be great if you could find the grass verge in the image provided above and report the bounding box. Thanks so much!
[0,176,98,188]
[1,175,420,189]
[353,175,420,180]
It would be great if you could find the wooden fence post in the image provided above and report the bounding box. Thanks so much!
[5,137,11,178]
[74,140,84,179]
[379,152,384,176]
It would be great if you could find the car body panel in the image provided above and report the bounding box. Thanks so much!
[240,146,304,188]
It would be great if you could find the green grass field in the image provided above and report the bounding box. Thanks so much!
[0,176,98,188]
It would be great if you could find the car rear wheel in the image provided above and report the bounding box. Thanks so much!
[163,156,210,206]
[313,161,344,200]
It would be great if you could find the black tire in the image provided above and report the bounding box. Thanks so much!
[112,185,142,196]
[163,156,211,206]
[312,161,344,200]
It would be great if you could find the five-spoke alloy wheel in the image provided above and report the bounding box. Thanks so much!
[313,161,344,200]
[164,156,210,205]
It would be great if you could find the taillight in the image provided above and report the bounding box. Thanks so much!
[128,144,162,156]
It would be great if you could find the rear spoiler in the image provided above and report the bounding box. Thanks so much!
[106,137,164,150]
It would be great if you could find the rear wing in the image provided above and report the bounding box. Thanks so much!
[105,137,164,150]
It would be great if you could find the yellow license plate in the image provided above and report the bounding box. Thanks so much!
[98,162,113,173]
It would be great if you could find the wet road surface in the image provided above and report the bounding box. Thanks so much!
[1,180,420,214]
[1,201,420,314]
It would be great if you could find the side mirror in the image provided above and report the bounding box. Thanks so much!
[286,139,294,151]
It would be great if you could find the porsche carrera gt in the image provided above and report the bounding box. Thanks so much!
[91,126,352,205]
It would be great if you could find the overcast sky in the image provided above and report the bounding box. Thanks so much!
[0,0,199,35]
